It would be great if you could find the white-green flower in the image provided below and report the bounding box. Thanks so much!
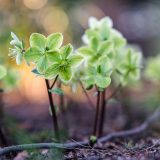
[83,56,112,89]
[45,44,83,82]
[117,49,142,85]
[9,32,25,65]
[24,33,63,73]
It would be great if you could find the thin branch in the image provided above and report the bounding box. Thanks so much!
[50,75,59,89]
[45,79,59,138]
[79,80,95,109]
[106,83,122,100]
[0,108,160,156]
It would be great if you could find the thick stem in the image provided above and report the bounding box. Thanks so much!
[45,79,59,138]
[93,90,101,136]
[98,89,106,137]
[79,80,95,109]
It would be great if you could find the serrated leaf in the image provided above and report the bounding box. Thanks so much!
[49,87,64,96]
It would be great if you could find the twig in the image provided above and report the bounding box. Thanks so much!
[0,108,160,156]
[50,75,59,89]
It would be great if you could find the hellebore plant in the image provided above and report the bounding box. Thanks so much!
[9,32,83,138]
[78,16,142,137]
[9,16,142,140]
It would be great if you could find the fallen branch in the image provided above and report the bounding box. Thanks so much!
[0,108,160,156]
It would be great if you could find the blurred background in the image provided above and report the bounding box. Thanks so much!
[0,0,160,141]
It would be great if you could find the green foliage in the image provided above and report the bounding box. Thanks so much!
[49,87,64,96]
[144,54,160,83]
[0,65,7,80]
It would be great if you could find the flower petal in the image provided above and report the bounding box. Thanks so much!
[96,75,111,88]
[60,43,73,59]
[46,33,63,50]
[77,47,94,57]
[59,67,72,82]
[45,64,59,79]
[24,47,42,64]
[16,52,23,65]
[30,33,46,50]
[68,54,83,67]
[36,55,48,73]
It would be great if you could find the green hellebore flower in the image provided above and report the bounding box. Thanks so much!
[24,32,63,73]
[78,37,113,64]
[0,65,7,80]
[82,17,126,49]
[117,49,142,85]
[9,32,25,65]
[45,44,83,82]
[83,56,112,89]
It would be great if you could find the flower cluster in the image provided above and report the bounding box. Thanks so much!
[9,16,142,90]
[77,17,142,90]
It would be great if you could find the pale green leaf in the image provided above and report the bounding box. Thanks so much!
[90,37,99,51]
[36,55,48,73]
[77,47,94,57]
[46,33,63,50]
[98,41,113,55]
[45,64,59,79]
[30,33,46,50]
[59,67,72,82]
[96,75,111,88]
[49,87,64,96]
[46,51,61,63]
[60,43,73,59]
[24,47,41,64]
[68,54,83,67]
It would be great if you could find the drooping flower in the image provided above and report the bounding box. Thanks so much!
[9,32,25,65]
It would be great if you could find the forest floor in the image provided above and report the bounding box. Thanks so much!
[1,100,160,160]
